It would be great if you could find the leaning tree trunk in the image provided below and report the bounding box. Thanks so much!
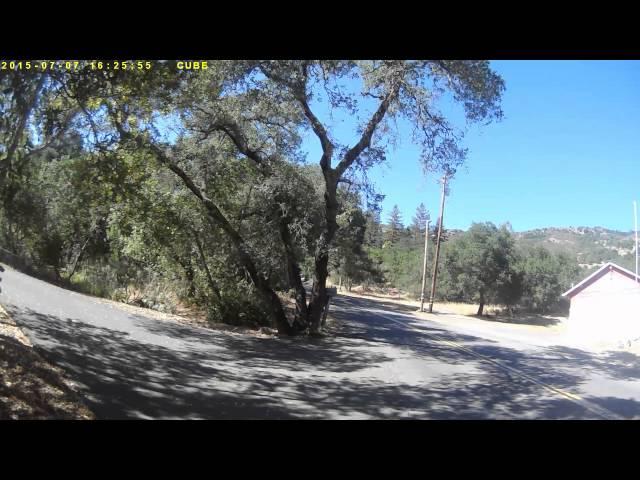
[128,136,294,335]
[200,206,293,334]
[67,218,103,282]
[66,236,91,282]
[191,229,223,303]
[477,294,485,316]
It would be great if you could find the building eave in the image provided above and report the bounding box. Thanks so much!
[562,262,640,298]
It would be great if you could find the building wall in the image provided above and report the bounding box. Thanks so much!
[568,270,640,343]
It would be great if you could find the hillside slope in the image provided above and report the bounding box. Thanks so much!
[514,226,636,272]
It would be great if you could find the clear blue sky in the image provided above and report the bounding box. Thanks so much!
[300,60,640,233]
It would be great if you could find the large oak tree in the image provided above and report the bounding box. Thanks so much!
[0,60,505,335]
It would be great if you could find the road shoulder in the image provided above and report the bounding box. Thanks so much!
[0,303,95,419]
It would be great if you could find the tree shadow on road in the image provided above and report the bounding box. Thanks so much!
[330,296,640,419]
[6,301,640,420]
[6,305,397,418]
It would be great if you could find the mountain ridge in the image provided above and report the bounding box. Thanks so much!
[441,225,636,272]
[515,226,635,272]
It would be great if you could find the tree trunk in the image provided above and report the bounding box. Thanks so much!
[477,294,485,316]
[170,245,199,302]
[278,216,308,331]
[217,228,292,334]
[133,137,294,335]
[66,244,86,283]
[191,229,223,303]
[307,246,330,335]
[307,178,339,335]
[183,259,196,299]
[67,230,94,282]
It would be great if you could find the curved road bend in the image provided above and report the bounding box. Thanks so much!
[2,264,639,419]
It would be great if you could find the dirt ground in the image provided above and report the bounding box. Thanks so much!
[0,304,95,420]
[336,284,567,332]
[90,292,282,337]
[335,285,640,354]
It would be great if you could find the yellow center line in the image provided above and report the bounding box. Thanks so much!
[374,311,622,420]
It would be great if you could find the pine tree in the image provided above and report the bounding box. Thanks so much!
[364,209,383,248]
[411,203,430,243]
[385,205,404,245]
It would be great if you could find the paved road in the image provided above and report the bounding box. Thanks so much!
[2,263,640,419]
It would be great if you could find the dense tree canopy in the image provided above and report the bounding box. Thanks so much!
[0,60,506,334]
[514,246,580,313]
[439,222,521,315]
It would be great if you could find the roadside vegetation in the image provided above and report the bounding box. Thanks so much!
[0,60,505,335]
[2,61,626,334]
[343,206,589,318]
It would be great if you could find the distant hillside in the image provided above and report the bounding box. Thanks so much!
[379,224,636,277]
[514,226,637,273]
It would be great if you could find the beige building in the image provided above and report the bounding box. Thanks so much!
[563,262,640,344]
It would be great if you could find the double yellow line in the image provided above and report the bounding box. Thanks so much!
[377,311,622,420]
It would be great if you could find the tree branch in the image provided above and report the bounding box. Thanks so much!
[261,62,335,171]
[1,73,46,177]
[213,119,267,166]
[111,116,293,331]
[335,76,401,179]
[192,109,275,174]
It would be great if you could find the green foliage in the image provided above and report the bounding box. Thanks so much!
[373,215,588,314]
[0,60,506,332]
[329,188,384,289]
[364,209,384,248]
[410,203,430,243]
[438,222,521,312]
[516,227,635,267]
[384,205,404,245]
[369,244,427,296]
[514,246,581,313]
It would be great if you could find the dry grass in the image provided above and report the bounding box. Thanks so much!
[334,283,502,315]
[93,294,279,337]
[337,284,566,330]
[429,301,502,316]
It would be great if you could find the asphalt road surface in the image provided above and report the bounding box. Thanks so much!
[2,263,640,419]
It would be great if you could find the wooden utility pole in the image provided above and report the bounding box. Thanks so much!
[420,217,430,312]
[428,174,448,313]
